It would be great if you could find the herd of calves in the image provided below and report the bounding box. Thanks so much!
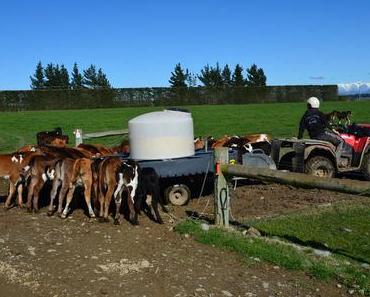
[1,130,163,225]
[0,128,273,226]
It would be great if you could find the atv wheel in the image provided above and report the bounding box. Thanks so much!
[361,153,370,181]
[305,156,335,178]
[165,184,191,206]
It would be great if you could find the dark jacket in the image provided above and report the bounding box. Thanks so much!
[298,108,328,139]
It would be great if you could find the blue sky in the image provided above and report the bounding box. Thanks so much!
[0,0,369,90]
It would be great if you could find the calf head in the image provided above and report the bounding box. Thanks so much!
[194,138,205,150]
[50,135,69,147]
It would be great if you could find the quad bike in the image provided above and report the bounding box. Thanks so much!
[270,124,370,179]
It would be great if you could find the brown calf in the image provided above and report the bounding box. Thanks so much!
[61,158,95,219]
[36,127,69,146]
[47,145,97,216]
[23,154,61,212]
[24,146,88,212]
[0,151,42,209]
[49,143,115,217]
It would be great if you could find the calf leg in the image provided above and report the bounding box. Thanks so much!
[32,180,45,213]
[92,181,99,214]
[48,179,61,216]
[4,182,16,209]
[16,184,24,208]
[127,192,138,225]
[143,193,163,224]
[151,190,163,224]
[113,187,125,225]
[102,186,114,222]
[61,183,76,219]
[83,178,95,218]
[26,178,38,211]
[142,194,156,221]
[98,194,104,218]
[98,184,106,218]
[57,181,70,215]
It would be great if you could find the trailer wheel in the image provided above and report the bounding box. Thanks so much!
[305,156,335,178]
[165,184,191,206]
[361,153,370,181]
[278,152,294,171]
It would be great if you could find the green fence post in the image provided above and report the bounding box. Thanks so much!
[214,147,230,228]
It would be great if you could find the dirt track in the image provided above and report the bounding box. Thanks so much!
[0,182,365,297]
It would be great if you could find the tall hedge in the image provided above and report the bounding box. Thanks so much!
[0,85,338,111]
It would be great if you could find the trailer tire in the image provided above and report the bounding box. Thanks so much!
[165,184,191,206]
[305,156,335,178]
[361,153,370,181]
[278,152,294,171]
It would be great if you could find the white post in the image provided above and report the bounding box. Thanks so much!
[74,129,83,147]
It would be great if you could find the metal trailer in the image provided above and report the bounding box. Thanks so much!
[133,150,215,206]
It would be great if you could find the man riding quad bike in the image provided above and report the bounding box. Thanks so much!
[270,97,370,179]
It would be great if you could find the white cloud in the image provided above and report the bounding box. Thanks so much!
[309,76,325,80]
[337,82,370,95]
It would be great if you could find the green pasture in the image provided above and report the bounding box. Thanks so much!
[249,200,370,263]
[0,100,370,153]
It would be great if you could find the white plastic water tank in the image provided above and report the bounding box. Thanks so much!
[128,109,195,160]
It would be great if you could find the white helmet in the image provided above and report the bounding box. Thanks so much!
[307,97,320,108]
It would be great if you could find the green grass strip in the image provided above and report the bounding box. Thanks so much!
[250,202,370,263]
[175,219,370,295]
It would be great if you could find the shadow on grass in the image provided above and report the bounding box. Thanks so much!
[185,210,370,265]
[266,233,370,265]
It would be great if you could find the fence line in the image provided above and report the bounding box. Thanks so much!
[0,85,338,111]
[74,129,128,146]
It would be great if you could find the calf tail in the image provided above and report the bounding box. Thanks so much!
[98,160,107,196]
[70,158,82,185]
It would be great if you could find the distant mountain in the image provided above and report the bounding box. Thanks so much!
[338,82,370,96]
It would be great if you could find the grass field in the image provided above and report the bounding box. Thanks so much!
[0,100,370,153]
[249,201,370,263]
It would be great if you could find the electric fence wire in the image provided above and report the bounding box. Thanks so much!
[187,157,237,223]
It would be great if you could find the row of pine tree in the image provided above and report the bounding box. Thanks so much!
[30,62,266,90]
[169,63,266,88]
[30,62,111,90]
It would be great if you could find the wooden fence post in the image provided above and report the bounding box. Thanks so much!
[214,147,230,228]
